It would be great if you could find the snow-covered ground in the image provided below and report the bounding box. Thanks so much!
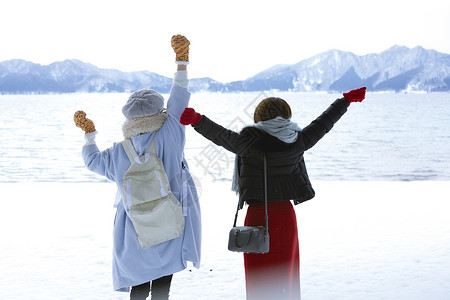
[1,181,449,299]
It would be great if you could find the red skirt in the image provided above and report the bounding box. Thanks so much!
[243,201,300,300]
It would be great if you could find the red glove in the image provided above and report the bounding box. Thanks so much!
[180,108,202,125]
[343,87,366,103]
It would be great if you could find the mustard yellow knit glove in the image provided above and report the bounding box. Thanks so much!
[171,34,190,64]
[74,110,96,134]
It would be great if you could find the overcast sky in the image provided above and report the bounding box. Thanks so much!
[1,0,449,82]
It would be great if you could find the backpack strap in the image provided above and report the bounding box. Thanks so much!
[145,135,157,156]
[122,139,138,162]
[122,138,153,165]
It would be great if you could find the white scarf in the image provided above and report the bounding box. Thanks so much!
[231,117,302,193]
[122,112,168,139]
[254,116,302,143]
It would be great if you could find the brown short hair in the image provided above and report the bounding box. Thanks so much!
[253,97,292,123]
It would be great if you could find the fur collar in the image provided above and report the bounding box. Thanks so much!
[122,113,168,139]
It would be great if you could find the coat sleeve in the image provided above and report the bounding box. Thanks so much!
[166,71,191,121]
[82,143,120,182]
[192,116,260,156]
[301,97,350,151]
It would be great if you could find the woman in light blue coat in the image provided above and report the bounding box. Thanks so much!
[74,35,201,300]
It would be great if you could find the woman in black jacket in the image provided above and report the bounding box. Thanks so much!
[180,87,366,300]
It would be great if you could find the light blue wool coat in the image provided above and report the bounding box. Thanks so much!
[81,83,201,292]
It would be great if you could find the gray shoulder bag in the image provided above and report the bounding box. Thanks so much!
[228,154,270,254]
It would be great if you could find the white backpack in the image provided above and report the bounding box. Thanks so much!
[121,137,185,248]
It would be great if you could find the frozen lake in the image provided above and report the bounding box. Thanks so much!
[0,92,449,182]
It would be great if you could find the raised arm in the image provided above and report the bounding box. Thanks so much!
[73,110,117,181]
[302,87,366,150]
[180,108,259,156]
[167,35,191,119]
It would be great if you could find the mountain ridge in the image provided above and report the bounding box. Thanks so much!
[1,45,449,94]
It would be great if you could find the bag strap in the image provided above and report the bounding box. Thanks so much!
[122,136,157,165]
[232,154,269,234]
[122,139,139,162]
[145,135,157,156]
[263,154,269,235]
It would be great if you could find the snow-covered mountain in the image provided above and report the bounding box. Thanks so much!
[0,59,172,93]
[238,45,450,92]
[1,45,449,93]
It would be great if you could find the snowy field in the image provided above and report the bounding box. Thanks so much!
[1,180,449,300]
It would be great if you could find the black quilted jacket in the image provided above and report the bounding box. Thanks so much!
[193,97,350,207]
